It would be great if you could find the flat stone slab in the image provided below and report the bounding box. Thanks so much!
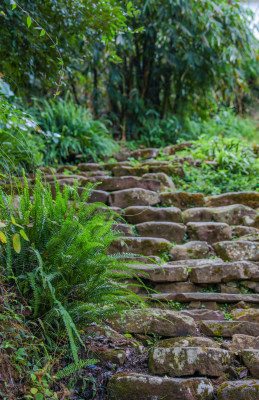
[131,148,159,160]
[89,176,161,192]
[108,188,159,208]
[124,206,182,224]
[87,189,109,204]
[112,223,134,237]
[199,320,259,337]
[214,241,259,261]
[142,172,175,190]
[187,222,232,244]
[149,347,233,377]
[151,292,259,303]
[160,191,205,210]
[231,308,259,323]
[217,379,259,400]
[183,204,257,225]
[131,264,188,282]
[113,166,149,177]
[205,191,259,209]
[77,163,103,171]
[135,222,185,243]
[108,374,214,400]
[158,336,220,348]
[170,241,213,260]
[109,309,197,337]
[229,334,259,350]
[109,237,171,256]
[180,309,225,321]
[189,261,259,283]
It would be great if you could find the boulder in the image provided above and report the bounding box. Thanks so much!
[109,237,171,256]
[160,192,204,210]
[183,204,257,225]
[135,222,185,243]
[109,309,197,337]
[199,320,259,337]
[205,191,259,209]
[217,380,259,400]
[163,142,192,155]
[169,241,213,260]
[108,374,214,400]
[142,172,176,190]
[213,241,259,261]
[108,189,159,208]
[189,261,259,283]
[124,206,182,224]
[243,214,259,229]
[187,222,232,244]
[149,347,233,377]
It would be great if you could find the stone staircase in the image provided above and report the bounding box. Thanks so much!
[41,144,259,399]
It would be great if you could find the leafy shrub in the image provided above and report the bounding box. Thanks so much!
[138,108,258,148]
[175,135,259,195]
[0,173,142,362]
[29,95,120,164]
[0,99,43,172]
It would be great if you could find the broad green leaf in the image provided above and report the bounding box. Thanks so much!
[27,17,32,28]
[0,231,7,244]
[20,229,29,241]
[11,216,16,224]
[13,233,21,253]
[35,393,44,400]
[30,388,38,395]
[12,3,17,10]
[40,29,45,37]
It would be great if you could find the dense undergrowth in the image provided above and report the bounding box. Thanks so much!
[0,173,143,399]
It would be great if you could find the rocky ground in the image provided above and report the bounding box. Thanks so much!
[34,143,259,399]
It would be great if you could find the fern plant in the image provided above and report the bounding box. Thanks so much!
[0,172,143,362]
[29,94,119,164]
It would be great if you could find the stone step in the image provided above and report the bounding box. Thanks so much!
[213,240,259,262]
[109,309,197,337]
[108,188,159,208]
[205,191,259,209]
[124,206,182,224]
[187,222,232,243]
[88,175,162,192]
[135,222,186,243]
[169,241,214,260]
[157,336,221,348]
[183,204,257,225]
[189,261,259,283]
[131,259,223,282]
[149,346,233,377]
[108,374,214,400]
[160,191,205,210]
[217,379,259,400]
[150,292,259,304]
[199,320,259,337]
[109,237,171,256]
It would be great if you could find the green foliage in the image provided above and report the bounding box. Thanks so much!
[0,0,128,96]
[29,95,119,164]
[105,0,257,137]
[0,172,143,362]
[0,99,43,172]
[175,134,259,195]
